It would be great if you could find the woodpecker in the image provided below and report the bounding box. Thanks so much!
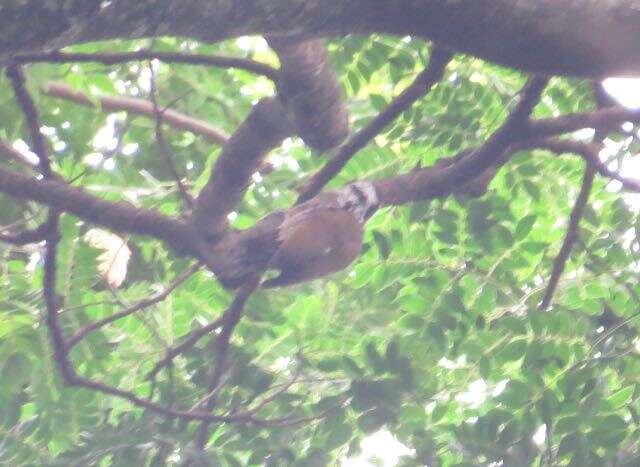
[210,182,379,288]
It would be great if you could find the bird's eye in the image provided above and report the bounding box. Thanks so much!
[364,203,379,220]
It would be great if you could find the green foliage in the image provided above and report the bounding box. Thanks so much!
[1,35,640,466]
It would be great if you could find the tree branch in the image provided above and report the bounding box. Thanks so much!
[298,47,453,203]
[195,276,262,448]
[374,76,549,205]
[0,222,50,245]
[268,37,348,151]
[4,1,640,77]
[191,97,292,240]
[149,66,195,209]
[523,138,640,192]
[15,50,280,81]
[43,82,229,145]
[0,166,200,255]
[539,163,595,310]
[6,66,53,177]
[66,264,200,350]
[0,139,36,169]
[529,106,640,139]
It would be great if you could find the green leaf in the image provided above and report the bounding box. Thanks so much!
[515,215,537,240]
[356,407,396,433]
[372,230,391,259]
[500,338,527,361]
[1,353,32,394]
[558,433,583,458]
[324,421,353,450]
[606,385,634,409]
[364,342,386,374]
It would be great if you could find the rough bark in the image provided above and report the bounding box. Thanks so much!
[268,36,348,151]
[191,97,292,240]
[2,1,640,77]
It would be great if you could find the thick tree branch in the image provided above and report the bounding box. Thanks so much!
[191,97,292,240]
[374,77,549,205]
[298,47,453,203]
[370,101,640,207]
[0,223,50,245]
[524,138,640,192]
[15,50,279,81]
[0,166,200,254]
[3,1,640,77]
[44,82,229,145]
[268,37,348,151]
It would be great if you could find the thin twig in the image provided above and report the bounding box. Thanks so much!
[539,163,595,310]
[146,316,224,381]
[523,138,640,193]
[246,396,349,428]
[297,47,453,203]
[195,276,262,448]
[66,264,200,349]
[148,64,195,208]
[6,66,53,177]
[189,371,234,411]
[242,355,304,416]
[0,139,36,169]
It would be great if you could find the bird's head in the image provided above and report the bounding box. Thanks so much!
[338,181,379,223]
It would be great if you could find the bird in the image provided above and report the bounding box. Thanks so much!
[209,181,380,288]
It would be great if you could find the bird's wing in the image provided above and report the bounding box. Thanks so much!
[211,210,286,288]
[263,207,363,288]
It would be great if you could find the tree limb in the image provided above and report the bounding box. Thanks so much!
[6,66,53,177]
[0,222,50,245]
[374,77,549,205]
[4,1,640,77]
[0,166,200,255]
[191,97,292,240]
[298,47,453,203]
[43,82,229,145]
[15,50,279,81]
[149,66,195,209]
[268,36,348,151]
[195,276,262,448]
[66,264,200,350]
[529,106,640,139]
[523,138,640,192]
[539,163,596,310]
[0,139,37,169]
